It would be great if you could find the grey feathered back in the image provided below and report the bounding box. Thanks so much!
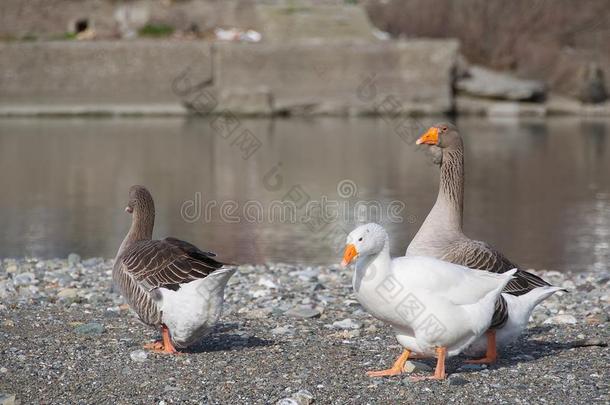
[113,185,227,327]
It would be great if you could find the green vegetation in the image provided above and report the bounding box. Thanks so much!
[46,32,77,41]
[1,33,38,42]
[279,6,311,14]
[138,24,175,38]
[278,0,311,14]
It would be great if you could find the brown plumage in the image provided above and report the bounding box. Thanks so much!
[408,123,551,330]
[113,185,230,349]
[121,238,223,293]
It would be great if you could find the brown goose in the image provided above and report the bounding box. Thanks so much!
[113,185,236,353]
[407,123,563,363]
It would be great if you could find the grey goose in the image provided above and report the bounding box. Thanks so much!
[113,185,236,353]
[407,123,563,363]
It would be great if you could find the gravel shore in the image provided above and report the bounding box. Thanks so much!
[1,257,608,404]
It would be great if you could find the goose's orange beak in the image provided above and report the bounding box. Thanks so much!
[341,244,358,267]
[416,127,439,145]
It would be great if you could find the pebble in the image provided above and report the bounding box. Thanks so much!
[0,394,17,405]
[331,319,361,330]
[271,326,293,336]
[585,313,608,325]
[130,350,148,362]
[12,272,36,287]
[18,285,39,299]
[277,389,314,405]
[258,277,279,289]
[0,281,16,300]
[293,389,315,405]
[243,309,270,319]
[543,314,577,325]
[82,258,103,267]
[512,354,535,361]
[403,361,433,373]
[447,376,469,386]
[286,306,321,319]
[458,364,487,372]
[57,288,80,300]
[68,253,81,266]
[571,338,607,348]
[5,264,18,274]
[74,322,105,336]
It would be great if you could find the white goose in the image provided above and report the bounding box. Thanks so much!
[341,223,516,380]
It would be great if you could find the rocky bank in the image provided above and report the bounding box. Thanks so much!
[0,257,608,404]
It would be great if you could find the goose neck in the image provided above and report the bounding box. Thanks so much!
[438,147,464,222]
[355,238,392,279]
[116,208,155,259]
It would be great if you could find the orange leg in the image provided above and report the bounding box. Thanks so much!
[410,347,447,381]
[366,350,411,377]
[143,325,179,354]
[143,340,163,350]
[465,330,497,364]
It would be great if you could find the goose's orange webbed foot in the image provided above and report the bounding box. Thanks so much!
[465,330,497,364]
[409,347,447,381]
[143,340,163,351]
[146,325,181,355]
[366,350,410,377]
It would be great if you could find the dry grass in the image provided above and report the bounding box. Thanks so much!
[364,0,610,94]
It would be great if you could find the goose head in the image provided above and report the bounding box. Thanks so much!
[125,185,155,217]
[416,122,462,151]
[341,223,388,267]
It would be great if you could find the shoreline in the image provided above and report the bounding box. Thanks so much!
[2,99,610,118]
[1,257,608,403]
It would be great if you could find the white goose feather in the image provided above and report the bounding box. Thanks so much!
[346,223,516,357]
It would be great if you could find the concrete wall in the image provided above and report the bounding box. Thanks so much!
[0,41,212,111]
[214,40,457,115]
[0,39,459,116]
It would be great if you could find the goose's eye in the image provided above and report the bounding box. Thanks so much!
[358,237,363,242]
[441,126,447,132]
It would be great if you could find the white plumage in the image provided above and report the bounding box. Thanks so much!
[464,286,564,356]
[158,267,236,348]
[343,223,516,379]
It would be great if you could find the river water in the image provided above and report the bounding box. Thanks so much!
[0,116,608,272]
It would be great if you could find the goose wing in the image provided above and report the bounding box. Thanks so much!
[391,256,511,305]
[441,239,550,296]
[120,238,225,291]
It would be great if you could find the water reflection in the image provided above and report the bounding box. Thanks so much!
[0,116,608,272]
